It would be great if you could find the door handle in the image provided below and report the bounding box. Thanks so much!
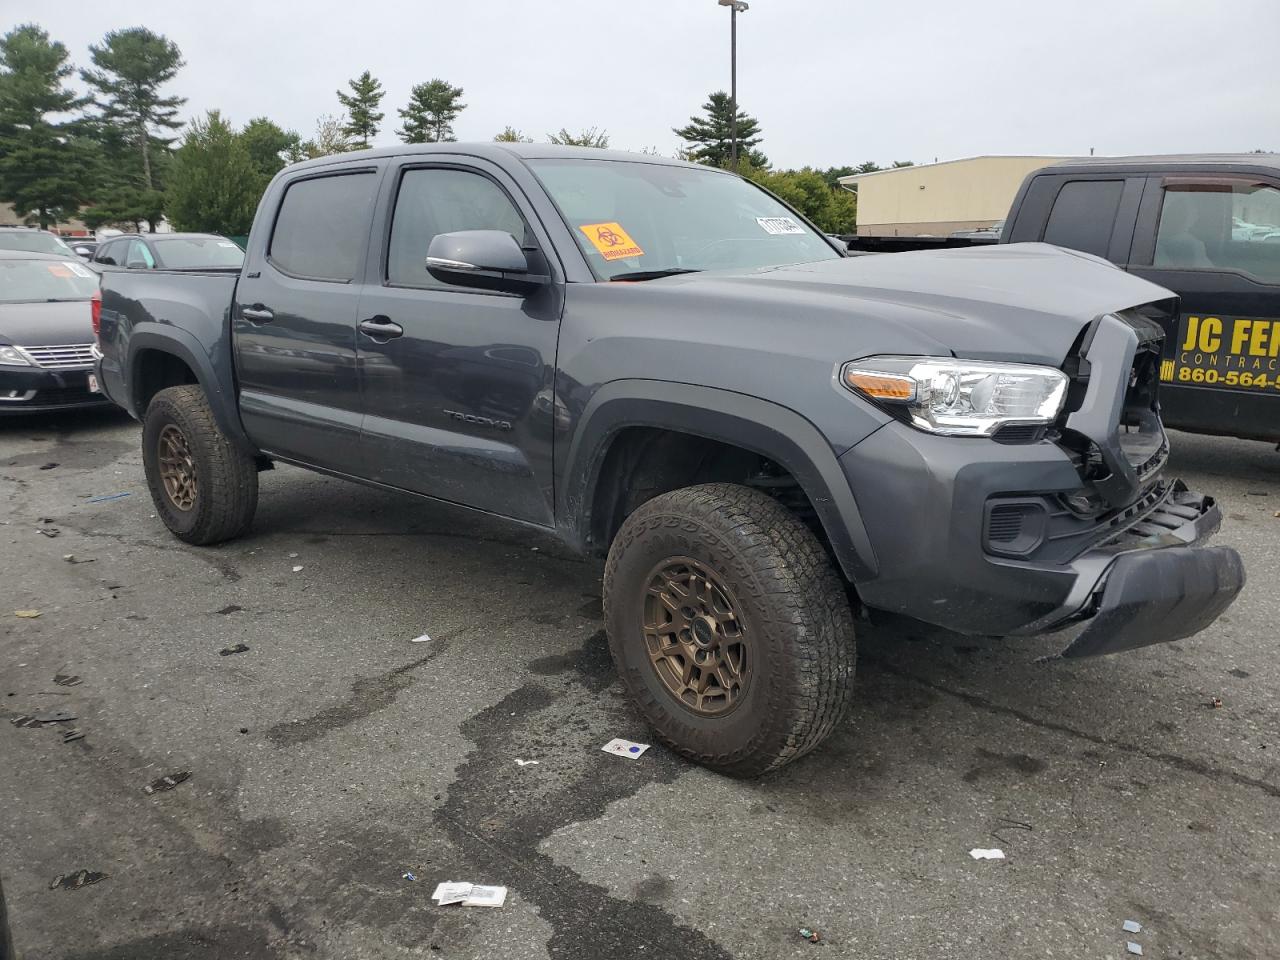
[240,305,274,323]
[358,316,404,340]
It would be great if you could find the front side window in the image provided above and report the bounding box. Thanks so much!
[153,236,245,270]
[270,172,377,281]
[1041,179,1123,259]
[1155,180,1280,283]
[0,258,98,302]
[387,168,527,287]
[528,159,840,279]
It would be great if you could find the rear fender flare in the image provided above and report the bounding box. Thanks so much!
[560,379,877,582]
[127,328,254,452]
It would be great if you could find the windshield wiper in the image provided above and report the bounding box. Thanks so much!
[610,268,701,282]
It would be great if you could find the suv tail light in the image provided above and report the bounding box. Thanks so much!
[90,288,102,339]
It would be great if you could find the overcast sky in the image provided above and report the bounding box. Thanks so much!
[16,0,1280,169]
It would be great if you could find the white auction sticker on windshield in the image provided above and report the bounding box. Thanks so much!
[63,261,95,278]
[756,217,805,235]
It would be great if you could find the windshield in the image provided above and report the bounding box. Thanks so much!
[0,258,98,302]
[153,236,245,269]
[527,159,841,279]
[0,231,75,256]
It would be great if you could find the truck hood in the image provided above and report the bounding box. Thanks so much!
[0,299,95,347]
[660,242,1177,364]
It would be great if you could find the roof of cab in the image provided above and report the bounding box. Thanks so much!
[1047,153,1280,175]
[281,141,710,174]
[0,248,71,261]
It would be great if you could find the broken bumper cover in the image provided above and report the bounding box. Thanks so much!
[1012,488,1245,657]
[1053,543,1245,658]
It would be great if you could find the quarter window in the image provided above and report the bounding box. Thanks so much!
[1154,180,1280,283]
[1042,179,1124,259]
[269,172,377,282]
[387,168,527,287]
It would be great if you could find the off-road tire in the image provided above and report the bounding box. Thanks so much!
[603,482,856,777]
[142,385,257,545]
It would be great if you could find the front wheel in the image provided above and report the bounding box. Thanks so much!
[142,385,258,545]
[603,483,856,777]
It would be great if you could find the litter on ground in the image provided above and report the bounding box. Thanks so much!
[62,729,84,743]
[84,492,130,503]
[798,927,821,943]
[402,871,417,881]
[35,708,76,723]
[143,771,191,795]
[62,554,95,564]
[431,882,507,908]
[1127,942,1143,956]
[1123,920,1142,934]
[409,632,432,644]
[219,643,250,656]
[969,848,1005,860]
[49,870,107,891]
[15,610,41,618]
[514,759,539,767]
[37,527,60,537]
[292,565,303,573]
[53,674,82,686]
[602,737,651,759]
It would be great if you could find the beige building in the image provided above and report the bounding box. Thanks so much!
[839,155,1078,237]
[1,203,91,236]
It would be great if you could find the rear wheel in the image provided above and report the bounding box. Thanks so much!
[603,483,856,777]
[142,385,257,545]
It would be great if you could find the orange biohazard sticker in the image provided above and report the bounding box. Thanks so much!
[579,222,644,261]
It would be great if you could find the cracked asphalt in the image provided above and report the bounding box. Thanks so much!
[2,408,1277,960]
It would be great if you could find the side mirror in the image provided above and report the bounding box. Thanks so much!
[426,230,549,295]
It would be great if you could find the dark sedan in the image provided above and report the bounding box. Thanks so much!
[92,232,244,271]
[0,249,109,415]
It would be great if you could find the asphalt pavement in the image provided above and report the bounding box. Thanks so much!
[2,408,1277,960]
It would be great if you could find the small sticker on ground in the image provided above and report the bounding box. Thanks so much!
[579,222,645,261]
[601,737,650,759]
[756,216,805,235]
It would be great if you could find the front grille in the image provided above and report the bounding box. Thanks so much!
[22,343,95,369]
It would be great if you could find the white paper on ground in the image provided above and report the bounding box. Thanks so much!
[409,632,432,644]
[601,737,650,759]
[968,848,1005,860]
[1122,920,1142,934]
[431,881,507,907]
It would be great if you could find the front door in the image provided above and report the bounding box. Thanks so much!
[1128,175,1280,442]
[233,167,382,468]
[355,160,563,525]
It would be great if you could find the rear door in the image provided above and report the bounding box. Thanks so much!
[352,156,563,525]
[1128,175,1280,441]
[1007,172,1145,264]
[232,164,383,468]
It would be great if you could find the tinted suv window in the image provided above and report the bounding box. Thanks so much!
[387,168,527,287]
[1042,179,1124,258]
[270,172,377,281]
[1155,180,1280,283]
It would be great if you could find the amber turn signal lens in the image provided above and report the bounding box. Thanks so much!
[843,370,915,401]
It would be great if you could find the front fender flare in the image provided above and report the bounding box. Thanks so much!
[560,379,877,582]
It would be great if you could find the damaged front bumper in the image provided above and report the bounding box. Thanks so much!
[1012,484,1245,657]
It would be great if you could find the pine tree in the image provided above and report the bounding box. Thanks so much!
[81,27,185,198]
[337,71,384,147]
[166,111,259,235]
[241,117,301,180]
[673,91,766,169]
[0,25,93,228]
[397,79,465,143]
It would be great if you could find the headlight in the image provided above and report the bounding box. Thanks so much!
[841,356,1069,437]
[0,345,31,366]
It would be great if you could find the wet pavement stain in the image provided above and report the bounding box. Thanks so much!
[434,682,732,960]
[526,630,614,693]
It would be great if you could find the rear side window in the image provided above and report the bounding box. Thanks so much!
[1154,180,1280,283]
[269,172,377,281]
[1042,179,1124,258]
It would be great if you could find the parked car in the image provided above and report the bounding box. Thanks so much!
[92,233,245,272]
[69,239,99,261]
[97,144,1243,777]
[0,226,76,257]
[0,250,109,414]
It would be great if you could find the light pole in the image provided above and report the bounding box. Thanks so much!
[718,0,749,170]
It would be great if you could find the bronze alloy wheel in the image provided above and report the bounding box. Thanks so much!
[157,423,198,511]
[641,556,750,717]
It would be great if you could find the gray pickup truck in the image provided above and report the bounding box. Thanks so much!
[96,144,1244,776]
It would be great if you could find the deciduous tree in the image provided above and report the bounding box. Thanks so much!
[241,116,301,181]
[547,126,609,148]
[336,70,384,148]
[493,126,532,143]
[397,79,465,143]
[0,25,92,228]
